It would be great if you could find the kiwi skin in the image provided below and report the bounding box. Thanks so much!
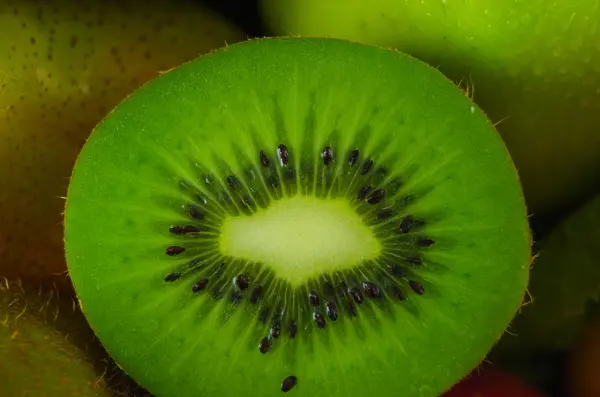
[64,37,532,397]
[0,0,245,288]
[0,278,111,397]
[258,0,600,217]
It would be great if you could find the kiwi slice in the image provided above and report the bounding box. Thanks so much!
[0,279,111,396]
[0,0,244,287]
[64,37,531,397]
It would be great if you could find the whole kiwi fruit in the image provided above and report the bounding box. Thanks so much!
[0,0,244,287]
[258,0,600,217]
[0,278,110,396]
[64,37,532,397]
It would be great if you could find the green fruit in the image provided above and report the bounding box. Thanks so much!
[0,279,110,397]
[0,0,244,287]
[259,0,600,216]
[64,37,531,397]
[492,193,600,358]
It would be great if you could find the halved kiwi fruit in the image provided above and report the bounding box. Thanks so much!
[0,279,110,396]
[64,37,532,397]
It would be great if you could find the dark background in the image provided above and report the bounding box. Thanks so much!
[203,0,263,38]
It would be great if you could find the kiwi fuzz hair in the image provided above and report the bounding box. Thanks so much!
[0,278,111,397]
[64,37,532,397]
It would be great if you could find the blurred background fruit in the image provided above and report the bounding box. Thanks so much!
[0,0,245,289]
[442,367,547,397]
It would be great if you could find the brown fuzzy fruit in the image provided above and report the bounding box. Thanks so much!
[0,0,244,287]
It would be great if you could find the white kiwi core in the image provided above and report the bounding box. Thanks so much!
[219,196,382,286]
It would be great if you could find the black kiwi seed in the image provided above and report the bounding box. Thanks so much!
[164,272,181,282]
[409,280,425,295]
[416,238,435,247]
[366,188,385,204]
[362,281,381,298]
[357,185,372,200]
[259,337,270,354]
[346,303,358,317]
[187,205,204,220]
[259,150,270,168]
[250,285,263,304]
[266,175,279,189]
[270,320,281,339]
[227,175,241,190]
[169,225,201,235]
[260,308,270,323]
[165,246,185,256]
[390,265,406,277]
[349,287,364,304]
[288,322,298,338]
[192,278,208,293]
[325,301,338,321]
[277,144,289,166]
[281,376,297,393]
[405,256,423,266]
[323,282,335,297]
[360,159,374,175]
[213,263,226,278]
[338,281,348,297]
[211,285,223,299]
[321,146,334,165]
[231,291,243,304]
[390,286,406,301]
[313,312,326,328]
[308,290,320,306]
[348,148,359,165]
[235,274,250,291]
[377,208,395,219]
[398,216,414,233]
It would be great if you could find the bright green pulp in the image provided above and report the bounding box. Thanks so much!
[65,38,531,397]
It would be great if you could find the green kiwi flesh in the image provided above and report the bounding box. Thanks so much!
[0,279,110,397]
[64,37,532,397]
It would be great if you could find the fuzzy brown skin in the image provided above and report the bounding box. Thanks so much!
[0,0,245,289]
